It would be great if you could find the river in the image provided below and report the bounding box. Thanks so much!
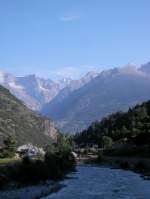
[42,164,150,199]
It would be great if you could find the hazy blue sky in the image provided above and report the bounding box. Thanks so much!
[0,0,150,79]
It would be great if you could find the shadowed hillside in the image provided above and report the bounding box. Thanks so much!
[0,85,58,147]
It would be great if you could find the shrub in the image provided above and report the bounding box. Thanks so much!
[102,136,113,149]
[0,136,17,158]
[119,161,130,170]
[97,153,104,163]
[8,136,75,184]
[134,161,147,172]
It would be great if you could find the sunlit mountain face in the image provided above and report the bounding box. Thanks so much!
[42,63,150,134]
[0,62,150,134]
[0,70,98,111]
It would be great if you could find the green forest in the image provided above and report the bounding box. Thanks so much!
[75,100,150,156]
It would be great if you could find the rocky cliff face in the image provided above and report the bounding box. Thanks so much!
[0,85,58,147]
[43,119,58,141]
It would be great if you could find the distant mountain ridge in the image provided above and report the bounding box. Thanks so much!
[1,62,150,134]
[141,62,150,73]
[42,63,150,134]
[42,71,99,113]
[0,71,62,110]
[0,70,98,111]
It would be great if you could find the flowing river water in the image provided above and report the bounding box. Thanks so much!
[42,164,150,199]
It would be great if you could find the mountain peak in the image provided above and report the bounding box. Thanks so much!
[119,64,138,73]
[58,77,72,89]
[140,62,150,73]
[84,71,99,79]
[116,64,147,77]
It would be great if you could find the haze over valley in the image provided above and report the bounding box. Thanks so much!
[1,62,150,134]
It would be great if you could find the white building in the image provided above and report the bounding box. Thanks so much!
[17,143,45,158]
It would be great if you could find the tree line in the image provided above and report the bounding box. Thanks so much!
[74,100,150,148]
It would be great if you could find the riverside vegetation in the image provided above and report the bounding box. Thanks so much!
[74,100,150,175]
[1,83,150,193]
[0,134,75,189]
[0,84,75,191]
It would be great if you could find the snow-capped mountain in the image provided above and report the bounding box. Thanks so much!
[0,71,61,110]
[58,77,73,89]
[0,70,98,111]
[1,62,150,134]
[16,75,61,110]
[140,62,150,73]
[42,71,99,108]
[42,63,150,133]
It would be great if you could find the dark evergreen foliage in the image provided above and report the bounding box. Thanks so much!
[74,100,150,147]
[0,136,17,158]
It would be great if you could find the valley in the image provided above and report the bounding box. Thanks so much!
[1,1,150,198]
[1,67,150,198]
[1,63,150,134]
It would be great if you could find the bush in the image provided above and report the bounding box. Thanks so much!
[97,153,104,163]
[134,161,147,172]
[119,161,130,170]
[8,136,75,184]
[0,136,17,158]
[45,134,75,179]
[11,158,48,184]
[102,136,113,149]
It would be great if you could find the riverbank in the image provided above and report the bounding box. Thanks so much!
[97,155,150,179]
[0,180,61,199]
[0,150,76,198]
[76,152,150,179]
[76,154,98,164]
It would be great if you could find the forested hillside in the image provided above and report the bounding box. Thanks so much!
[75,100,150,147]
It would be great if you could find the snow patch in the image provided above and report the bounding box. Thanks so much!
[9,82,23,90]
[0,71,5,84]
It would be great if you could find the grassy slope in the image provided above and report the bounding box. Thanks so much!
[0,86,58,147]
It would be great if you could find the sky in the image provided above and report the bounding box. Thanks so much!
[0,0,150,80]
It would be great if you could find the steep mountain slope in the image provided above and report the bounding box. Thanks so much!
[43,71,98,111]
[141,62,150,73]
[42,64,150,134]
[0,85,58,147]
[0,71,61,111]
[16,75,60,110]
[0,70,96,112]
